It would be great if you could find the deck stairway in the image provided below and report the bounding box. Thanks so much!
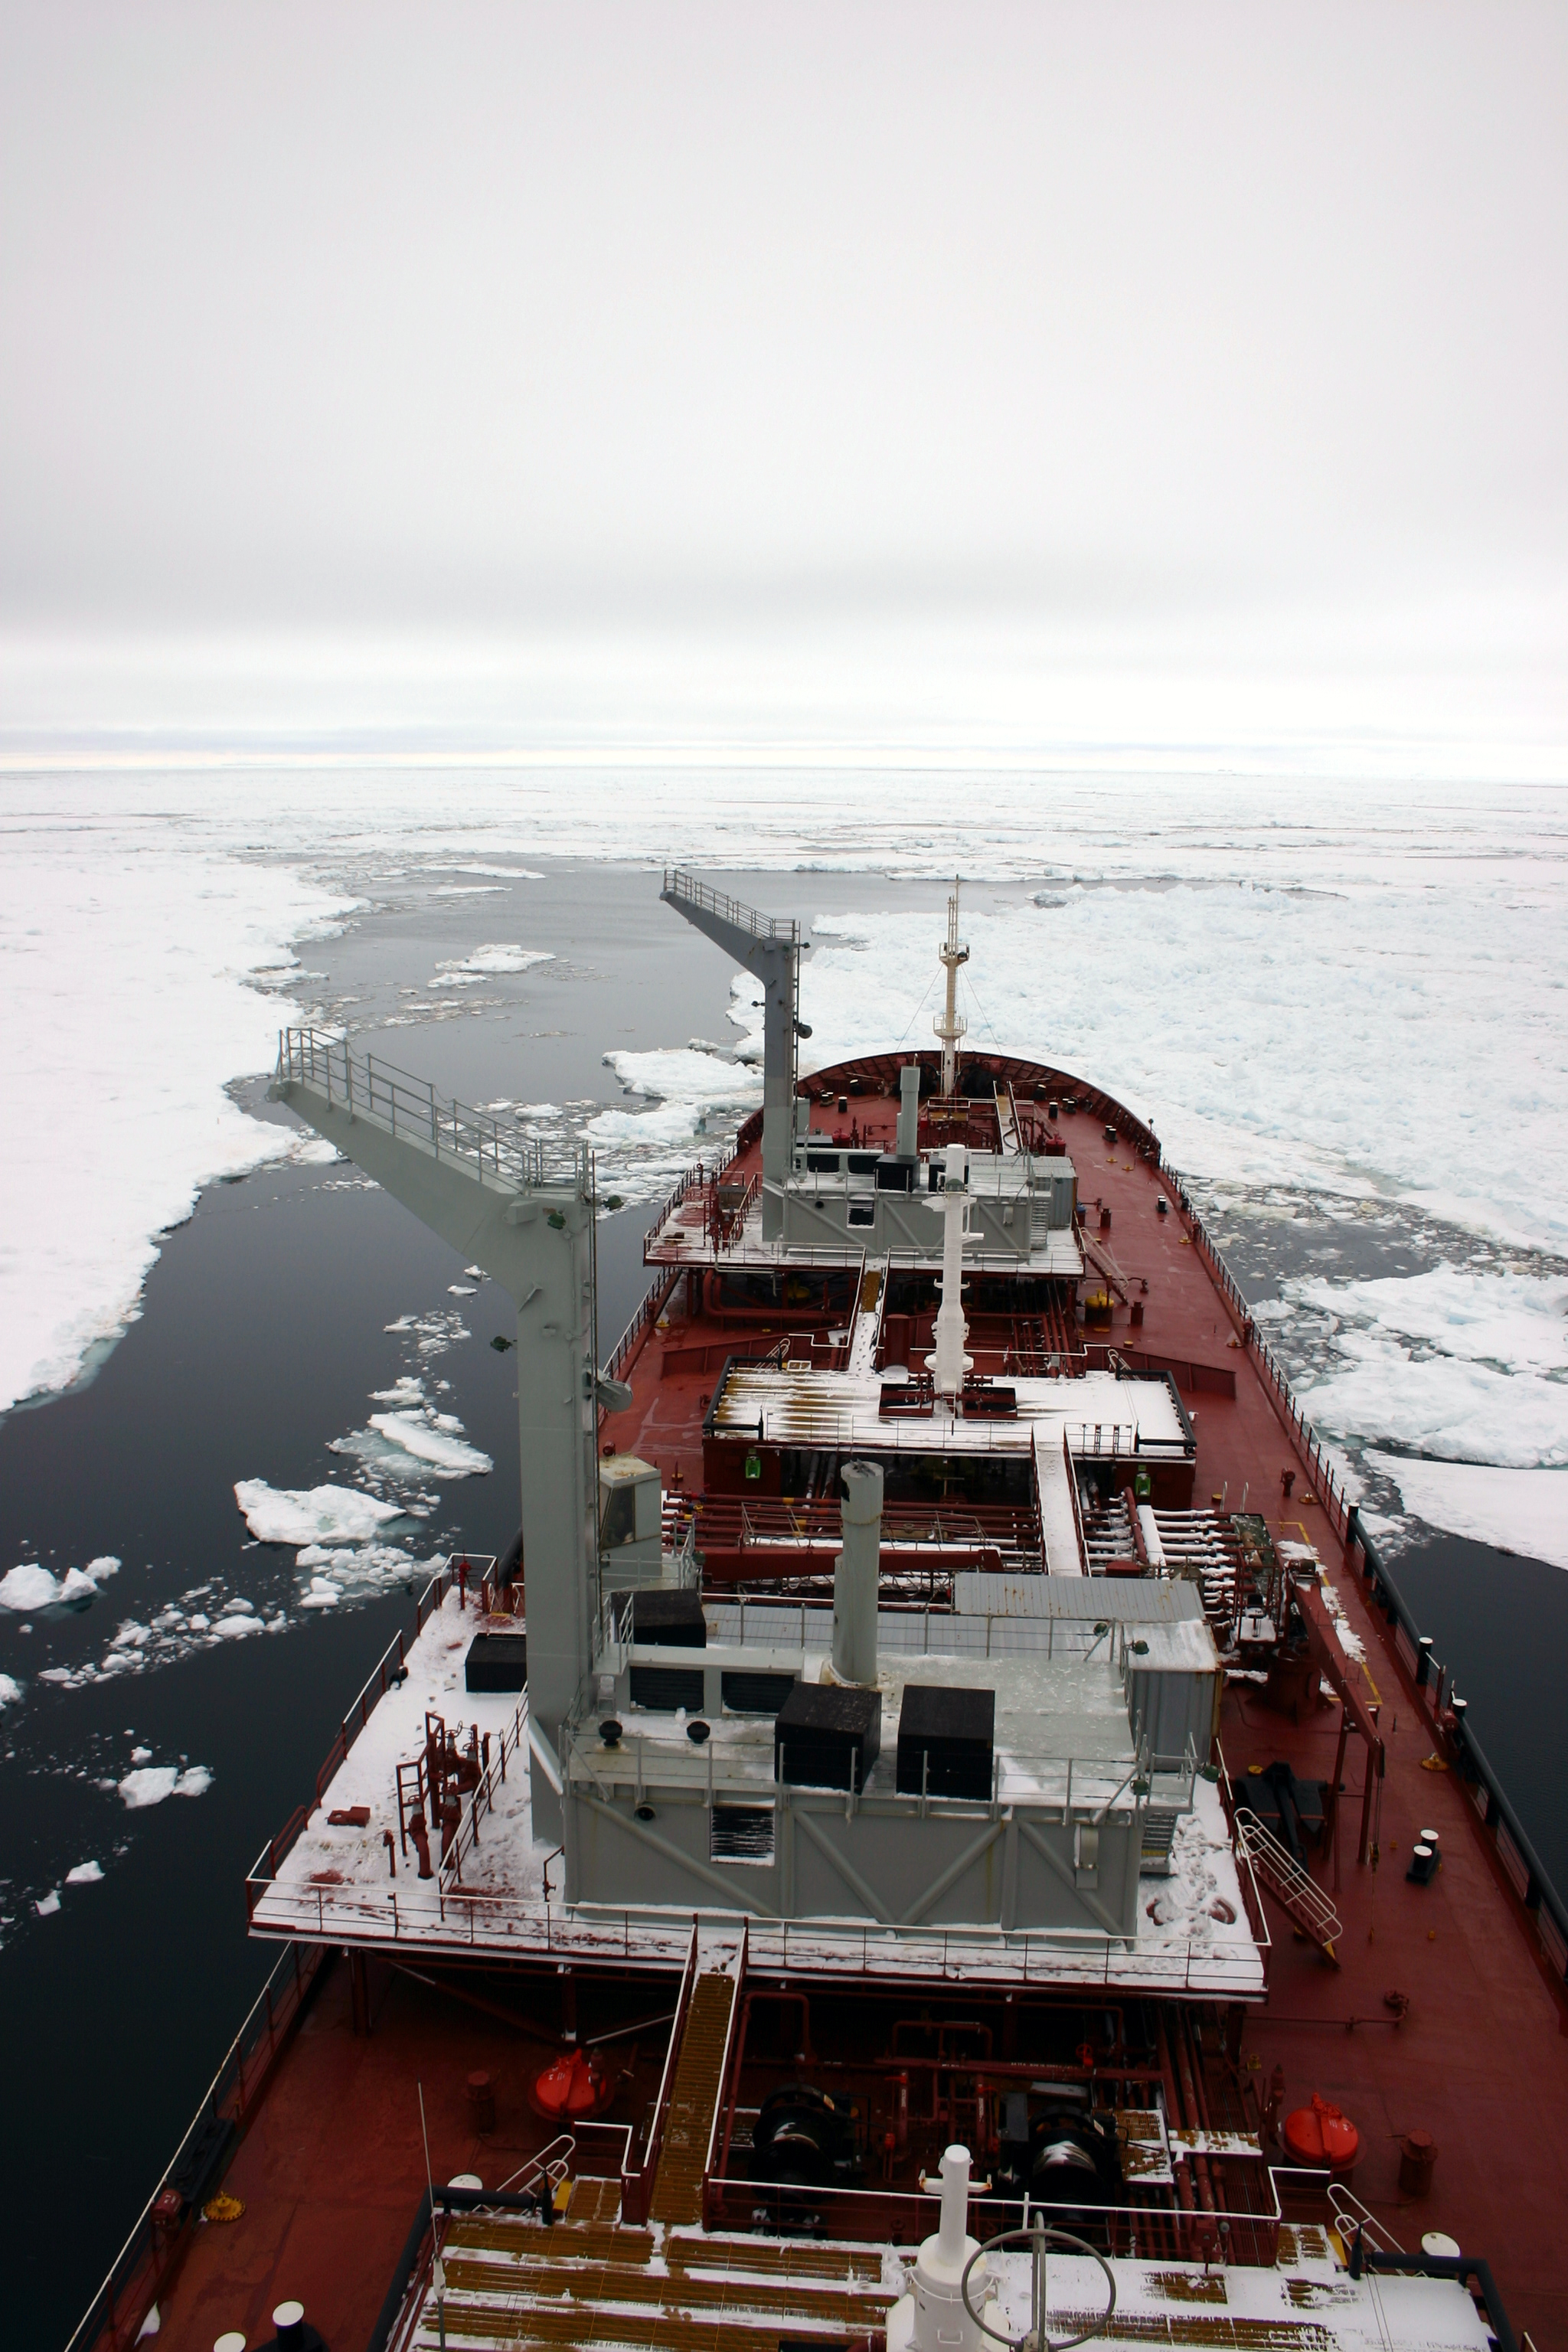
[423,2216,897,2350]
[648,1970,737,2225]
[1233,1805,1342,1964]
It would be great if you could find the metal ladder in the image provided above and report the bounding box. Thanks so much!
[1233,1805,1342,1963]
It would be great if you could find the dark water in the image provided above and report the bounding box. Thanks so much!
[2,859,1561,2345]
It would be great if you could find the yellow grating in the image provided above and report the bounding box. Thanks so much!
[648,1974,736,2227]
[413,2307,848,2350]
[441,2272,890,2326]
[446,2218,654,2266]
[568,2177,623,2224]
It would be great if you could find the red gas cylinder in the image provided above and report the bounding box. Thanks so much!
[531,2047,615,2122]
[1283,2093,1361,2175]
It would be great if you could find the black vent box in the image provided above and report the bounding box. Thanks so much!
[464,1632,528,1694]
[895,1684,995,1801]
[629,1664,706,1713]
[775,1683,881,1791]
[622,1587,707,1648]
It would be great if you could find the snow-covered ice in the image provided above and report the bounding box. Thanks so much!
[0,1564,64,1612]
[0,1673,22,1707]
[1367,1453,1568,1573]
[118,1763,214,1807]
[430,942,551,987]
[65,1860,104,1885]
[233,1480,406,1546]
[0,818,357,1414]
[0,1554,120,1612]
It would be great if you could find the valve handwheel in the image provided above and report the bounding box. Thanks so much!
[960,2219,1116,2352]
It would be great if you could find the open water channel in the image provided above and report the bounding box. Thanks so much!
[2,860,1564,2347]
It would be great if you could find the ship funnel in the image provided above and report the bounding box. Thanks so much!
[831,1459,883,1687]
[897,1062,921,1158]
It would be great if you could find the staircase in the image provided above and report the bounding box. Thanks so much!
[648,1970,737,2226]
[1233,1805,1342,1963]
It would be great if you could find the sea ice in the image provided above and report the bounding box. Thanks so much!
[117,1762,214,1807]
[332,1412,492,1479]
[0,822,357,1415]
[1367,1453,1568,1572]
[213,1613,265,1638]
[34,1892,60,1917]
[0,1564,61,1612]
[233,1479,404,1545]
[65,1861,104,1885]
[0,1674,22,1707]
[446,864,544,880]
[430,943,552,986]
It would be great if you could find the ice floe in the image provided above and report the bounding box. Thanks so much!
[233,1480,406,1546]
[118,1763,214,1808]
[331,1410,492,1480]
[0,818,356,1416]
[0,1673,22,1707]
[1367,1453,1568,1573]
[0,1554,121,1612]
[430,943,552,987]
[0,1563,64,1612]
[65,1860,104,1885]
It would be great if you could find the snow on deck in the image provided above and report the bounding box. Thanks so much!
[249,1588,1263,1995]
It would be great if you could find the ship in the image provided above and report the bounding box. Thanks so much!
[68,871,1568,2352]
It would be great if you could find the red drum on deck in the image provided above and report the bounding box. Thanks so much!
[1283,2094,1361,2174]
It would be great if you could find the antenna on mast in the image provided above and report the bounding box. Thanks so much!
[933,877,969,1097]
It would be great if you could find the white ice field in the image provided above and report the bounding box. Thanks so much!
[2,766,1566,1583]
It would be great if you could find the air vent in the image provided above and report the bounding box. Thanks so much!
[722,1670,798,1715]
[710,1805,776,1864]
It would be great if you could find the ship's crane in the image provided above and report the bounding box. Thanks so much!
[659,867,805,1244]
[267,1032,627,1840]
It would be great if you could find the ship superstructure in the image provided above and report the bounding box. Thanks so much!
[72,874,1568,2352]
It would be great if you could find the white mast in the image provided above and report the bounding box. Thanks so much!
[933,878,969,1097]
[926,1142,973,1401]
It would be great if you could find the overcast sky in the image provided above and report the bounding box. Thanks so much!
[2,2,1565,760]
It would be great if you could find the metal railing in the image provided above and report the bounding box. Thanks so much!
[662,867,799,946]
[1163,1168,1355,1543]
[602,1266,682,1386]
[624,1919,701,2222]
[1233,1805,1342,1950]
[1355,1519,1568,1984]
[244,1876,1266,1993]
[276,1027,592,1193]
[436,1697,530,1895]
[560,1713,1188,1816]
[64,1942,325,2352]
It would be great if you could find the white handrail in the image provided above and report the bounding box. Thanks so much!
[1233,1806,1342,1944]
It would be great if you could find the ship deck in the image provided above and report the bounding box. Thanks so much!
[101,1073,1568,2352]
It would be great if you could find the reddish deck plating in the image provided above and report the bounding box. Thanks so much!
[115,1057,1568,2352]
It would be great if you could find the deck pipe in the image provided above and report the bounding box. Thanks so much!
[832,1459,884,1687]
